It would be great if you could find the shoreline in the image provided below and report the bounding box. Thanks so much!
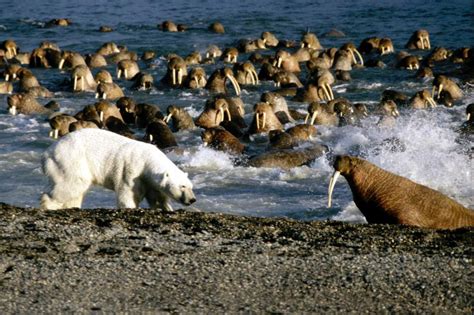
[0,203,472,313]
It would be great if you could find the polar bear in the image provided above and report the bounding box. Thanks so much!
[40,128,196,211]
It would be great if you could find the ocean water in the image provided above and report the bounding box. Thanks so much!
[0,0,472,221]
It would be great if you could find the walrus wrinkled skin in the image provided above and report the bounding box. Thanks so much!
[201,127,244,155]
[164,105,196,131]
[328,155,474,229]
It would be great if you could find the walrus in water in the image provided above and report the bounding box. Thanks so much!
[48,113,77,139]
[95,82,124,100]
[327,155,474,229]
[405,29,431,50]
[164,105,196,131]
[248,145,328,169]
[201,127,245,155]
[195,98,232,129]
[7,93,53,115]
[117,59,140,80]
[144,119,177,150]
[205,67,241,95]
[432,75,463,101]
[247,102,283,135]
[409,90,437,109]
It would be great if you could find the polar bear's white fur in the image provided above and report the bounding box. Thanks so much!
[41,128,196,210]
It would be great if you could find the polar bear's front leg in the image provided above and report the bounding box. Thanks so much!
[116,187,140,209]
[146,189,173,211]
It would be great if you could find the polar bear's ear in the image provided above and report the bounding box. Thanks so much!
[160,171,169,186]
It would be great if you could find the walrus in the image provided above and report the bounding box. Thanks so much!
[432,75,463,101]
[85,53,107,68]
[233,61,259,86]
[135,103,163,128]
[71,65,97,92]
[105,116,135,139]
[48,113,77,139]
[221,47,239,64]
[3,64,22,81]
[117,59,140,80]
[327,155,474,229]
[305,102,338,126]
[300,32,322,50]
[409,90,437,109]
[261,91,295,123]
[184,51,202,65]
[205,67,241,95]
[248,145,328,169]
[195,98,231,129]
[96,42,120,56]
[161,56,188,87]
[58,51,86,70]
[1,39,18,59]
[185,67,207,89]
[160,20,178,32]
[209,22,225,34]
[95,82,124,100]
[273,50,301,73]
[116,96,137,124]
[164,105,196,131]
[131,72,154,90]
[94,100,124,125]
[0,81,13,94]
[7,93,52,115]
[261,31,279,47]
[144,119,178,150]
[69,120,99,132]
[201,127,245,155]
[95,70,113,84]
[247,102,283,135]
[405,29,431,50]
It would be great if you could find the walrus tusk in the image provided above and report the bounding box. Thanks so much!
[327,170,340,208]
[215,109,222,124]
[172,68,176,85]
[322,84,331,101]
[227,54,231,63]
[427,96,437,108]
[99,111,104,122]
[48,129,60,139]
[301,43,305,48]
[225,108,232,121]
[437,84,443,99]
[310,111,318,125]
[251,68,259,85]
[274,81,280,88]
[73,76,78,91]
[8,105,17,116]
[117,69,122,79]
[164,114,172,123]
[233,55,237,63]
[58,58,65,70]
[349,49,357,64]
[199,76,206,88]
[426,37,431,50]
[420,38,425,50]
[5,74,9,81]
[95,92,99,99]
[102,93,107,100]
[326,83,334,100]
[249,70,256,85]
[261,112,266,129]
[256,113,260,130]
[354,48,364,66]
[467,113,471,121]
[81,76,84,91]
[238,106,244,117]
[277,57,282,68]
[206,52,210,59]
[124,69,128,80]
[177,68,183,85]
[226,74,241,95]
[393,109,400,117]
[304,113,310,124]
[148,134,153,142]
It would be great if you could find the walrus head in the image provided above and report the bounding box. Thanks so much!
[327,155,360,207]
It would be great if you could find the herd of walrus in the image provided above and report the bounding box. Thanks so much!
[1,19,473,229]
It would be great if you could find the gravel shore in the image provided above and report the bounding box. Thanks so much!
[0,203,472,313]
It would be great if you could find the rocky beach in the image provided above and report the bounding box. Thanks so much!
[0,203,472,313]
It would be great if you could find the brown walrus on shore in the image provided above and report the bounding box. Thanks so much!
[328,155,474,229]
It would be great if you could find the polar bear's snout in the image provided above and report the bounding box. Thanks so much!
[180,188,196,205]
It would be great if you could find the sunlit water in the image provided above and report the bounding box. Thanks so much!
[0,0,472,221]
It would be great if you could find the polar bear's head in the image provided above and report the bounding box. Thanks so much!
[160,170,196,206]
